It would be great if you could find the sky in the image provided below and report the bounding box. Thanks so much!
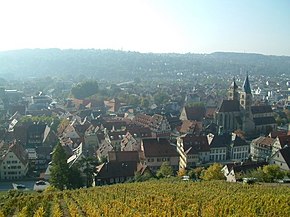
[0,0,289,56]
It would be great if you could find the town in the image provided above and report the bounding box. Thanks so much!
[0,50,289,190]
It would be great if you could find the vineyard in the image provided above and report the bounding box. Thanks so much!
[0,180,290,217]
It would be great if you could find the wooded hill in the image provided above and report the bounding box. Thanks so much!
[0,49,289,81]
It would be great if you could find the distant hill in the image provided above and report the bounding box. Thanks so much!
[0,49,289,80]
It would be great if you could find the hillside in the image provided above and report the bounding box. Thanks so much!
[1,180,289,216]
[0,49,289,81]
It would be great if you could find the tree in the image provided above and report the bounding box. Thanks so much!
[141,97,150,108]
[76,156,100,188]
[134,170,154,182]
[188,167,204,180]
[50,143,70,190]
[156,162,174,178]
[262,165,285,182]
[247,165,285,182]
[201,163,225,181]
[153,91,170,106]
[71,80,99,99]
[67,165,83,189]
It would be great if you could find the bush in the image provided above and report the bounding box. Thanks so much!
[156,162,174,178]
[201,163,225,181]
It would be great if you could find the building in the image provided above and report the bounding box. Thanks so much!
[229,133,250,162]
[94,161,138,185]
[179,105,206,122]
[141,138,179,171]
[134,114,171,138]
[215,75,277,136]
[94,151,140,186]
[250,136,277,161]
[0,141,28,180]
[176,134,210,169]
[269,146,290,171]
[222,162,267,182]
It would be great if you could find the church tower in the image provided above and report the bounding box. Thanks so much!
[240,74,255,134]
[228,78,239,101]
[240,74,252,111]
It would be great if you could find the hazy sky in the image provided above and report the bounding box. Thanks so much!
[0,0,289,55]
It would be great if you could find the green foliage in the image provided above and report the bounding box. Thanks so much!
[245,165,285,183]
[67,165,83,189]
[285,170,290,178]
[71,80,98,99]
[201,163,225,181]
[134,170,154,182]
[156,162,174,178]
[262,165,285,182]
[186,102,205,108]
[50,143,87,190]
[19,116,60,132]
[75,156,100,188]
[153,91,170,105]
[188,167,204,180]
[50,143,70,190]
[245,167,265,182]
[140,97,150,108]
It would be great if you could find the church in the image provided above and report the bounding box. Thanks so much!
[215,75,277,137]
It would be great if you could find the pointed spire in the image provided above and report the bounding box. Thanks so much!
[243,73,251,94]
[230,77,238,89]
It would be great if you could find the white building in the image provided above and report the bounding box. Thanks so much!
[0,141,28,180]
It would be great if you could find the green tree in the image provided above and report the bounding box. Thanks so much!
[262,164,285,182]
[67,165,83,189]
[128,94,141,107]
[188,167,204,180]
[156,162,174,178]
[246,167,265,182]
[76,156,99,187]
[50,143,70,190]
[71,80,99,99]
[141,97,150,108]
[153,91,170,105]
[134,170,153,182]
[201,163,225,181]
